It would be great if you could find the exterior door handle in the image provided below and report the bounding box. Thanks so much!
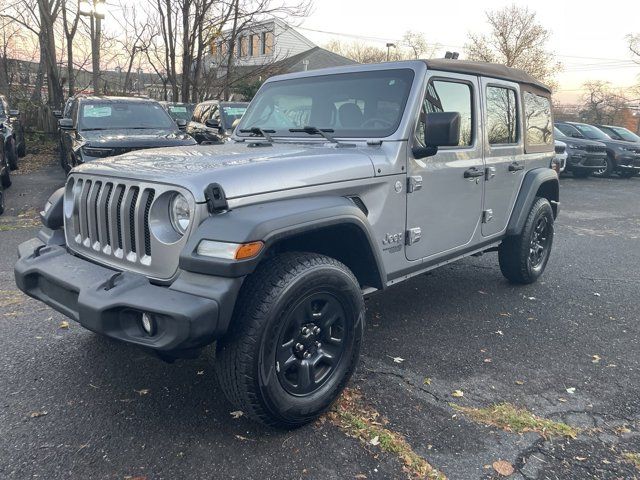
[509,163,525,172]
[464,167,484,178]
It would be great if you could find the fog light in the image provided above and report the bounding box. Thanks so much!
[141,313,156,336]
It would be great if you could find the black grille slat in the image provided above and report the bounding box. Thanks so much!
[116,187,125,250]
[144,190,155,256]
[128,187,140,254]
[103,183,113,247]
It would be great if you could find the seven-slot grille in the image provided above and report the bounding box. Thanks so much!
[69,178,155,263]
[585,145,606,153]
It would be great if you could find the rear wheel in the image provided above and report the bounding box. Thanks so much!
[1,166,11,188]
[7,138,18,171]
[499,197,554,285]
[215,252,364,428]
[592,156,613,178]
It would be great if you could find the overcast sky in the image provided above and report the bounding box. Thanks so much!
[297,0,640,103]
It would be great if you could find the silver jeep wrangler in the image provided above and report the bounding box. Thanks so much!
[15,60,558,428]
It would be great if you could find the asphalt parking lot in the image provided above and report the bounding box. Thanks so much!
[1,155,639,480]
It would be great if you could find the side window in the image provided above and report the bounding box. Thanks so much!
[523,91,552,146]
[486,86,518,145]
[416,79,473,147]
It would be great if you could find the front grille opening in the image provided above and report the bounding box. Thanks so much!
[103,183,113,246]
[116,187,125,249]
[129,187,140,253]
[144,190,155,256]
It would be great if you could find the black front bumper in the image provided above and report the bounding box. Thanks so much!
[15,238,231,352]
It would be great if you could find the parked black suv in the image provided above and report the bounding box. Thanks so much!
[553,126,607,178]
[58,96,196,172]
[159,101,195,125]
[555,121,640,178]
[0,94,26,170]
[187,100,248,144]
[594,124,640,144]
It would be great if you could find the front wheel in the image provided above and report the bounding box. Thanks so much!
[215,252,364,428]
[7,138,18,171]
[1,166,11,188]
[499,197,554,285]
[592,156,614,178]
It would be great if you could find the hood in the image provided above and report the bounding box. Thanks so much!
[591,137,640,149]
[558,136,606,149]
[73,141,377,201]
[80,128,196,147]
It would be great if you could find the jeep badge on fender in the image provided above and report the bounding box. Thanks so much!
[15,60,558,428]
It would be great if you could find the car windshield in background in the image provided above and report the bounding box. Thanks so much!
[166,104,193,121]
[573,123,611,141]
[553,127,567,138]
[220,104,248,130]
[609,126,640,142]
[238,69,415,138]
[79,102,176,130]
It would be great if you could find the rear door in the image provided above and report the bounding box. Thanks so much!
[480,78,524,237]
[405,72,484,261]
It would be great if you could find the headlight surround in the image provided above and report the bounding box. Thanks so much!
[81,146,114,158]
[169,192,191,235]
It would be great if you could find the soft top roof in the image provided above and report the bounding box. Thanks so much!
[423,59,551,94]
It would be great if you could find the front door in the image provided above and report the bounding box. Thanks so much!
[480,79,525,237]
[405,72,484,261]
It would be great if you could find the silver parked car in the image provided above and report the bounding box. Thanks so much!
[16,60,558,428]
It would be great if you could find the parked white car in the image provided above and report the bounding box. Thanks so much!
[554,140,567,173]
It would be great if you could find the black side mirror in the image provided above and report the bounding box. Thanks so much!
[571,133,583,139]
[59,118,74,130]
[413,112,461,159]
[53,110,63,119]
[205,119,221,129]
[9,109,20,117]
[176,119,187,130]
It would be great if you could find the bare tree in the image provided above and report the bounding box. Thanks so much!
[61,1,81,96]
[465,5,561,87]
[579,81,629,125]
[401,31,438,60]
[324,40,388,63]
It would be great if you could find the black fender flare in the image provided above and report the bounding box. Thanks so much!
[506,168,559,236]
[179,195,386,285]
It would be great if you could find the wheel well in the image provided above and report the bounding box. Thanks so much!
[535,180,559,218]
[262,224,383,290]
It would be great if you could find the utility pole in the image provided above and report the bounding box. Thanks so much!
[386,43,396,62]
[79,0,106,94]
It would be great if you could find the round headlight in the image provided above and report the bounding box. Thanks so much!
[169,193,191,235]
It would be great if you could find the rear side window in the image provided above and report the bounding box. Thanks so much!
[486,86,518,145]
[418,79,473,147]
[523,91,552,146]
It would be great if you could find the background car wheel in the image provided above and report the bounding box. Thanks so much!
[60,145,71,174]
[618,170,636,179]
[0,187,5,215]
[1,166,11,188]
[7,139,18,171]
[499,197,554,285]
[216,252,364,428]
[17,141,26,158]
[572,169,592,178]
[592,156,613,178]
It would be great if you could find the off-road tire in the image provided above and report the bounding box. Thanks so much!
[17,140,26,158]
[572,169,592,179]
[60,142,71,174]
[7,139,18,171]
[215,252,364,428]
[499,197,554,285]
[592,155,614,178]
[1,166,11,188]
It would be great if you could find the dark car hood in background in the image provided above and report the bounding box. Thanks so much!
[80,128,196,147]
[74,141,377,202]
[558,136,607,149]
[591,137,640,149]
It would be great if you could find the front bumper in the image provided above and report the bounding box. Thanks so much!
[566,152,607,170]
[616,154,640,169]
[15,238,237,352]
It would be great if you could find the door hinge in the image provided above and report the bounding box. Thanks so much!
[406,227,422,245]
[482,209,494,223]
[407,175,422,193]
[485,166,496,181]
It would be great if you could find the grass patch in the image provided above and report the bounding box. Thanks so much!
[452,403,579,439]
[622,452,640,470]
[328,388,446,480]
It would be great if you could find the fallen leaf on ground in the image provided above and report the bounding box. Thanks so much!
[387,355,405,364]
[29,411,48,418]
[566,387,576,394]
[135,389,150,396]
[230,410,243,419]
[235,434,252,441]
[354,474,367,479]
[515,380,524,385]
[196,370,204,375]
[59,321,69,329]
[593,292,601,297]
[592,355,601,363]
[492,460,515,476]
[451,390,464,398]
[575,456,587,461]
[558,398,568,403]
[369,435,380,446]
[495,330,504,336]
[484,358,492,363]
[478,290,488,295]
[423,377,431,385]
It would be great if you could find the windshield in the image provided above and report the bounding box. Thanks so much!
[609,126,640,142]
[220,103,248,130]
[553,127,566,138]
[165,104,194,121]
[238,69,415,138]
[79,102,175,130]
[572,123,611,141]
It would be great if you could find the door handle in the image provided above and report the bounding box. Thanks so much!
[464,167,484,178]
[509,163,525,172]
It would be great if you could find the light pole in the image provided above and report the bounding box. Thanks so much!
[386,43,396,62]
[79,0,106,94]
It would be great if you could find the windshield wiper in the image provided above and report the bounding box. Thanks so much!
[239,127,275,143]
[289,126,355,148]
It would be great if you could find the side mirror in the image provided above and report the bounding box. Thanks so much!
[571,133,583,139]
[53,110,63,119]
[176,119,187,129]
[59,118,74,130]
[9,109,20,117]
[205,119,221,129]
[413,112,461,159]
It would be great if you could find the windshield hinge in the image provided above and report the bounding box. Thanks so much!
[204,183,229,214]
